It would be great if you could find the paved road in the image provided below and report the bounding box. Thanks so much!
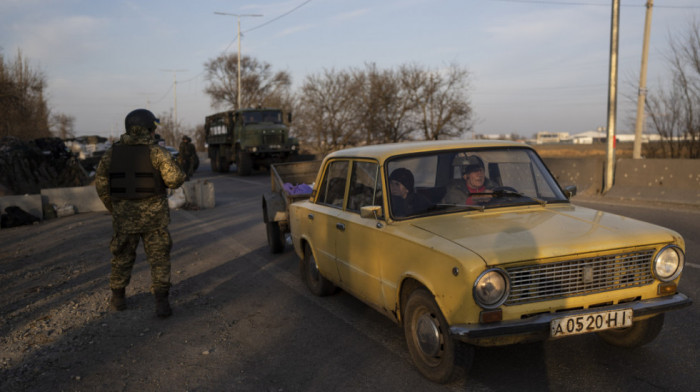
[2,161,696,391]
[185,164,699,391]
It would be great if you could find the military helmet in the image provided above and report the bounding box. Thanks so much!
[125,109,159,132]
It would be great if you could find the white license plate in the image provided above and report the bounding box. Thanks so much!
[551,309,633,338]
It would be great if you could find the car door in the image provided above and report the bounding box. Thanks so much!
[333,160,386,306]
[303,159,349,284]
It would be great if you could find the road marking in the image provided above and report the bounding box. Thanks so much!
[686,262,700,270]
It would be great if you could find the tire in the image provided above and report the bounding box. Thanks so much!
[300,243,335,296]
[237,151,252,176]
[218,155,230,173]
[210,149,219,172]
[596,313,665,348]
[266,221,285,254]
[403,289,473,384]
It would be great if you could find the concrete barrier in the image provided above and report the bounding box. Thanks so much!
[543,157,604,196]
[181,180,216,209]
[604,159,700,206]
[0,194,43,221]
[41,185,107,214]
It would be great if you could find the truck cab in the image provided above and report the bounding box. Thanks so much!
[205,108,299,175]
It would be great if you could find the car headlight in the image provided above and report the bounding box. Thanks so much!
[653,245,684,282]
[473,268,510,309]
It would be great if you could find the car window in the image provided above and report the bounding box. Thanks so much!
[385,147,568,216]
[347,161,381,213]
[316,160,349,208]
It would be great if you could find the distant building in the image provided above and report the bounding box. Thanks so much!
[535,132,570,144]
[571,129,661,144]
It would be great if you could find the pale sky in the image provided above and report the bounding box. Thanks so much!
[2,0,699,139]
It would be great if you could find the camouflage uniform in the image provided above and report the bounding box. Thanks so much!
[177,136,197,180]
[95,125,185,302]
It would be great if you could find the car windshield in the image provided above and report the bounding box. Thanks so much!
[385,147,568,219]
[242,110,283,124]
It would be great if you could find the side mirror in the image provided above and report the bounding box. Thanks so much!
[360,205,382,220]
[563,185,577,199]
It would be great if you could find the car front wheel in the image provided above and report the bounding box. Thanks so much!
[596,313,665,348]
[403,288,473,384]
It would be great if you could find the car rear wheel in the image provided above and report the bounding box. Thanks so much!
[301,243,335,296]
[403,288,473,383]
[596,313,665,348]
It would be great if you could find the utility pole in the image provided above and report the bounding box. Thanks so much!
[633,0,654,159]
[604,0,620,193]
[161,69,187,128]
[214,12,263,110]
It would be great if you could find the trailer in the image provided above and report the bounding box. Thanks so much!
[261,160,321,253]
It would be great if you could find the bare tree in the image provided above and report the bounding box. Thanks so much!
[0,49,51,140]
[354,63,416,143]
[203,53,292,113]
[296,69,362,154]
[193,124,206,152]
[156,110,186,147]
[645,20,700,158]
[402,63,473,140]
[51,113,75,139]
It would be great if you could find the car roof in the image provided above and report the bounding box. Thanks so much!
[324,140,531,162]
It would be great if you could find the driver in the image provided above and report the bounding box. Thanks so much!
[442,155,494,205]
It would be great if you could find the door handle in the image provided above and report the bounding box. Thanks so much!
[308,213,314,220]
[336,222,345,231]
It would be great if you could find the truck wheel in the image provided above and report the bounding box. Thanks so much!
[403,289,472,384]
[301,243,335,296]
[210,149,219,172]
[266,221,285,254]
[596,314,665,348]
[237,151,252,176]
[218,155,230,173]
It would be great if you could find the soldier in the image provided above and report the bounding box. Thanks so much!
[177,135,197,180]
[95,109,186,318]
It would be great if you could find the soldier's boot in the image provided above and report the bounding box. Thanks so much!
[154,289,172,318]
[110,288,126,311]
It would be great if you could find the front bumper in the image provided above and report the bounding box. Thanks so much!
[450,293,691,344]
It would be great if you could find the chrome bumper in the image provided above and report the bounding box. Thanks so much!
[450,293,691,341]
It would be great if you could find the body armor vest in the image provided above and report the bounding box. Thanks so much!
[109,144,165,200]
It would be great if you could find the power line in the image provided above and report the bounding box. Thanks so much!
[244,0,312,33]
[168,0,313,92]
[488,0,700,8]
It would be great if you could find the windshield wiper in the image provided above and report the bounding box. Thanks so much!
[487,190,548,206]
[435,203,486,212]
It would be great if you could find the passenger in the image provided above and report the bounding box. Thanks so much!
[389,168,432,217]
[442,155,494,205]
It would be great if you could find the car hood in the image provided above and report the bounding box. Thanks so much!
[411,204,679,266]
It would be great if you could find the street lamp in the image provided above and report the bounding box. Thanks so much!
[214,12,263,109]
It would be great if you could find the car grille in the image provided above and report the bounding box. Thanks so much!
[263,134,284,146]
[505,249,656,305]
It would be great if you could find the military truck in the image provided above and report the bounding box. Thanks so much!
[204,108,299,176]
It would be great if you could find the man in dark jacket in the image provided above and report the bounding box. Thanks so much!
[95,109,186,318]
[178,135,197,180]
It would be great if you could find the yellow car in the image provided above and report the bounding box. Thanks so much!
[287,140,691,383]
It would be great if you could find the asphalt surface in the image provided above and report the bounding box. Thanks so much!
[1,162,697,391]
